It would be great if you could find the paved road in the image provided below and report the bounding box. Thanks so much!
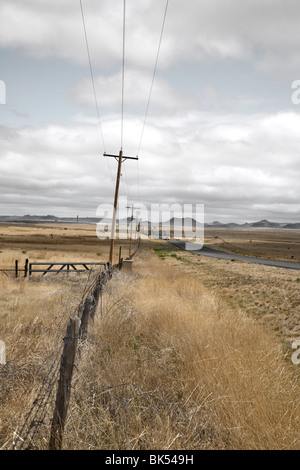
[169,240,300,271]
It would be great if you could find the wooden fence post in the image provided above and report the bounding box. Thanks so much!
[91,282,102,321]
[15,260,18,278]
[118,246,122,268]
[49,316,81,450]
[24,259,29,278]
[79,294,95,341]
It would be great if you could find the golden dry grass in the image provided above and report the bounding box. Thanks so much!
[0,266,94,449]
[157,241,300,345]
[62,250,300,450]
[1,224,300,450]
[204,228,300,261]
[0,223,110,265]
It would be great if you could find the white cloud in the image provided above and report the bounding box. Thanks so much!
[1,0,300,222]
[1,0,300,73]
[0,0,170,69]
[71,69,194,114]
[1,108,300,220]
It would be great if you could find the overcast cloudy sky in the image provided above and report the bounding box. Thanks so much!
[0,0,300,223]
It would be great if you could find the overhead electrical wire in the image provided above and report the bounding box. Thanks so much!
[79,0,106,155]
[80,0,115,186]
[80,0,169,159]
[137,0,170,157]
[79,0,170,207]
[121,0,126,150]
[120,0,134,207]
[134,0,169,210]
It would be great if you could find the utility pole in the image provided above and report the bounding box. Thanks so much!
[127,204,139,257]
[128,205,133,257]
[104,149,138,265]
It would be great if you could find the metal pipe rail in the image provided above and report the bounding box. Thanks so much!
[29,262,108,276]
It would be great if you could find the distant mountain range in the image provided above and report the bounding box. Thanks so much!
[205,219,300,229]
[0,214,299,230]
[0,214,100,224]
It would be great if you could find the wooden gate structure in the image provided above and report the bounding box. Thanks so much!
[28,261,108,276]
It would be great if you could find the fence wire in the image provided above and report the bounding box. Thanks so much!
[8,241,140,450]
[10,342,63,450]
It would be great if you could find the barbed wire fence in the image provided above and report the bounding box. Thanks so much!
[7,241,140,451]
[11,344,63,450]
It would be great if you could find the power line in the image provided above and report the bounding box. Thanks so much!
[80,0,169,207]
[79,0,106,154]
[137,0,170,157]
[121,0,126,150]
[119,1,133,208]
[136,159,140,204]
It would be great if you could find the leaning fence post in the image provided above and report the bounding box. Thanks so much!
[24,259,29,278]
[49,316,81,450]
[91,282,102,321]
[119,246,122,269]
[78,294,95,341]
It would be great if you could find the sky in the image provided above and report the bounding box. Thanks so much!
[0,0,300,223]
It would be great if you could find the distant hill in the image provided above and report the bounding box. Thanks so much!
[283,223,300,229]
[0,214,100,224]
[249,219,284,228]
[211,221,221,226]
[164,217,203,227]
[205,219,300,229]
[0,214,299,230]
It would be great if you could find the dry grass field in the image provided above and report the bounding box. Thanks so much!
[0,223,120,265]
[204,228,300,261]
[156,241,300,345]
[1,223,300,450]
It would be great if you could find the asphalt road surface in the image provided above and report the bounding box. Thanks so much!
[169,240,300,271]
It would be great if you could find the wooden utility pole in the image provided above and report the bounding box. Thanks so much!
[127,204,139,257]
[104,150,138,265]
[128,205,133,257]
